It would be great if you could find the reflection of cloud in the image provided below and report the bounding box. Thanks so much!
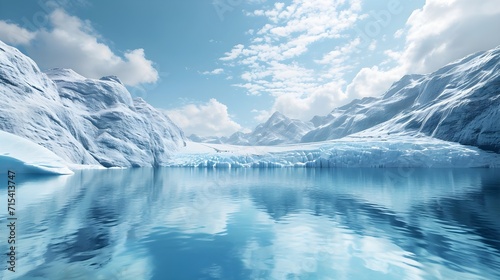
[22,251,153,280]
[160,169,242,235]
[164,201,239,235]
[242,212,464,280]
[355,236,421,277]
[18,249,153,280]
[242,213,354,279]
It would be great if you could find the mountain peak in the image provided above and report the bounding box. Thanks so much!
[223,110,312,146]
[267,111,287,121]
[270,111,285,118]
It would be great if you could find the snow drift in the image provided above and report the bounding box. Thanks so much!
[0,130,73,175]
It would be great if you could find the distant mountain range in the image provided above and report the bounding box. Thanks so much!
[189,111,313,146]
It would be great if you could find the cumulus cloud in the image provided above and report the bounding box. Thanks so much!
[0,21,36,45]
[346,66,402,99]
[165,99,242,137]
[0,9,158,86]
[252,82,347,122]
[399,0,500,74]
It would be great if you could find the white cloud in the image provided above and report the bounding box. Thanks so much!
[220,0,365,121]
[315,38,360,65]
[254,81,348,122]
[398,0,500,74]
[393,28,404,39]
[368,40,377,51]
[222,0,363,95]
[165,99,242,137]
[202,68,224,75]
[346,66,402,99]
[0,21,36,45]
[220,44,245,61]
[0,9,158,86]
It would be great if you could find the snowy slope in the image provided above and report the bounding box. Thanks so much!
[303,46,500,153]
[167,136,500,168]
[0,130,73,175]
[0,40,186,167]
[227,112,313,146]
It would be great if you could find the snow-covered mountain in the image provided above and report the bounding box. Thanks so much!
[227,111,313,146]
[188,134,228,144]
[303,46,500,153]
[0,40,186,167]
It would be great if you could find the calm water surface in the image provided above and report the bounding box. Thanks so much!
[0,168,499,279]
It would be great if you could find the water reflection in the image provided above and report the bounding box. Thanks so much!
[0,168,498,279]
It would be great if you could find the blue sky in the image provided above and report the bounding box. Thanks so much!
[1,0,499,137]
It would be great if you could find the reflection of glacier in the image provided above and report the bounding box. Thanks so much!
[1,168,498,279]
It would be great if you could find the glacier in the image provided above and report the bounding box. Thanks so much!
[0,40,186,168]
[0,130,73,175]
[167,136,500,168]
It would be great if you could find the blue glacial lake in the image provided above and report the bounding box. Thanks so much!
[1,168,499,279]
